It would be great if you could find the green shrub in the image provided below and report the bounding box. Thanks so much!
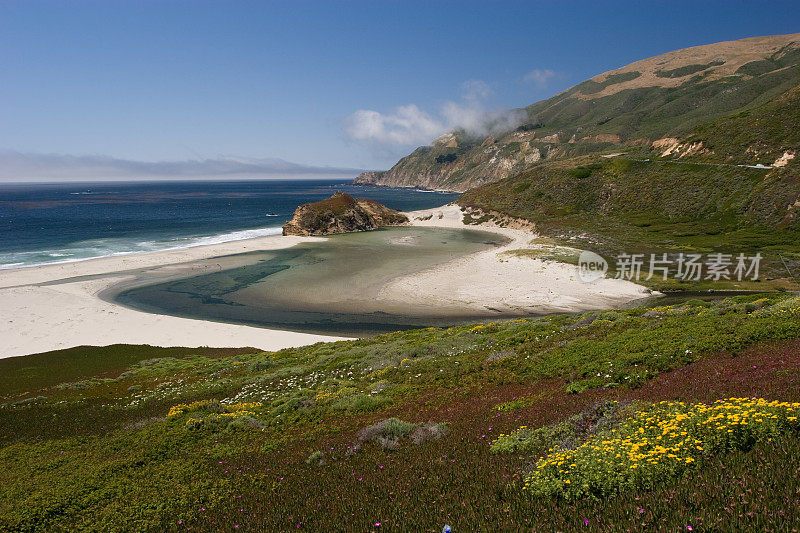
[358,418,416,442]
[491,401,626,454]
[569,166,592,179]
[331,393,390,413]
[306,450,324,465]
[494,394,542,412]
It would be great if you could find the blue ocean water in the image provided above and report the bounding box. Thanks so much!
[0,179,458,269]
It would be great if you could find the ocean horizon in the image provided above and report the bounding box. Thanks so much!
[0,179,458,269]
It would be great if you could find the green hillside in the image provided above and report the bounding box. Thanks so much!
[459,153,800,290]
[655,84,800,166]
[520,44,800,144]
[2,294,800,530]
[355,33,800,192]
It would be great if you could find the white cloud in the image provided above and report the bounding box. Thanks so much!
[345,105,445,146]
[344,80,523,149]
[0,150,364,182]
[460,79,493,101]
[523,68,556,88]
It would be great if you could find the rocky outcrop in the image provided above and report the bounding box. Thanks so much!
[773,151,796,167]
[282,192,408,236]
[352,170,386,185]
[652,137,708,158]
[353,132,563,193]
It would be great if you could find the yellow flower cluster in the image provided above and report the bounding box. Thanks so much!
[167,399,218,417]
[471,322,499,333]
[223,402,262,414]
[362,367,391,381]
[167,400,261,418]
[754,296,800,317]
[772,304,800,316]
[520,398,800,500]
[647,305,676,313]
[495,425,527,439]
[315,386,358,403]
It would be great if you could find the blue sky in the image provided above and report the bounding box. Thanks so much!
[1,0,799,180]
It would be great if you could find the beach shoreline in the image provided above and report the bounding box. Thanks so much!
[395,204,652,314]
[0,233,350,359]
[0,202,652,359]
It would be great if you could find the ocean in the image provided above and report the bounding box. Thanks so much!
[0,179,459,269]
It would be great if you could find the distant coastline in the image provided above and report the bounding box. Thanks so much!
[351,176,462,194]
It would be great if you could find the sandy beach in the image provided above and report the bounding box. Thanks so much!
[0,234,349,359]
[0,203,651,359]
[389,204,651,313]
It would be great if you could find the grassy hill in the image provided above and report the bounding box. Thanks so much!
[651,83,800,166]
[2,294,800,530]
[355,33,800,192]
[458,153,800,290]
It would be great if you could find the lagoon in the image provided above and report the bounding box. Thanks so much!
[112,226,512,336]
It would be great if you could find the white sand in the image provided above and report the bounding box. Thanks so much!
[0,203,652,359]
[382,204,652,314]
[0,234,348,359]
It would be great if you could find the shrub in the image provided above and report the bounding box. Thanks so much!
[485,350,516,364]
[684,299,712,308]
[138,357,177,367]
[569,166,592,179]
[306,450,324,465]
[249,359,274,372]
[410,422,449,444]
[520,398,800,500]
[357,418,447,450]
[165,400,263,431]
[226,415,264,431]
[494,394,542,412]
[55,378,113,390]
[752,296,800,318]
[10,396,46,407]
[491,401,626,454]
[358,418,416,443]
[331,393,390,413]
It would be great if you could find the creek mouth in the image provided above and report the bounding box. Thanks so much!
[110,227,520,337]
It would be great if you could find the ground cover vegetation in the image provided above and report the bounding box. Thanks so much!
[1,294,800,530]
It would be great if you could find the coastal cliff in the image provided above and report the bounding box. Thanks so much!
[282,191,408,236]
[354,33,800,192]
[353,131,561,193]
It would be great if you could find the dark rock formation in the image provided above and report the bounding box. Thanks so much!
[282,191,409,236]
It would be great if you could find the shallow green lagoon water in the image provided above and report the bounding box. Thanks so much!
[113,227,513,336]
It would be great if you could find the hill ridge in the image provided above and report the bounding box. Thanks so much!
[356,32,800,192]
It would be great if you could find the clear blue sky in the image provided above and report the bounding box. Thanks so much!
[1,0,799,177]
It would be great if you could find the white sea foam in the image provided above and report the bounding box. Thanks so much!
[178,227,283,247]
[0,226,284,270]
